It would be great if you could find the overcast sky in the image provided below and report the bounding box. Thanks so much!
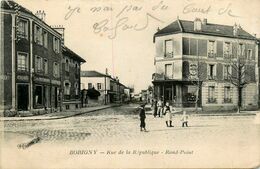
[16,0,260,93]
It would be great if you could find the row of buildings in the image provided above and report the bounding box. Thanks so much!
[80,70,131,105]
[152,18,259,111]
[0,0,131,115]
[0,0,86,115]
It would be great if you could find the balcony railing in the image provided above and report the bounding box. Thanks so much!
[223,98,232,103]
[224,53,232,59]
[208,98,217,103]
[164,52,173,58]
[208,52,216,58]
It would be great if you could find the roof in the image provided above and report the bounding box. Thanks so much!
[63,46,86,63]
[1,0,62,37]
[81,71,109,77]
[154,19,256,41]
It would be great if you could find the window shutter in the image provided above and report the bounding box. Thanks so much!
[217,63,223,80]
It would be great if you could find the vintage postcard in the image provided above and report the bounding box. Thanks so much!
[0,0,260,168]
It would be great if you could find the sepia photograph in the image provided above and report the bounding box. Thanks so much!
[0,0,260,168]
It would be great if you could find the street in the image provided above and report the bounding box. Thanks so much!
[0,104,259,168]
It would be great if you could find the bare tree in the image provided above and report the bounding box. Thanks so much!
[227,57,249,113]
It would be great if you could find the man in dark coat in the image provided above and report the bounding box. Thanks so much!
[153,99,158,118]
[139,103,147,132]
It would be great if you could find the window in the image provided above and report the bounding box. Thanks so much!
[165,64,173,79]
[224,42,232,57]
[17,18,28,39]
[97,83,102,90]
[35,85,43,105]
[247,49,252,59]
[224,86,232,103]
[208,64,215,80]
[53,37,60,53]
[44,59,48,75]
[17,52,28,71]
[208,40,216,57]
[42,30,48,48]
[35,56,43,73]
[223,65,231,80]
[238,43,245,57]
[64,82,71,95]
[75,83,79,96]
[208,86,216,103]
[65,59,69,72]
[165,40,173,57]
[53,62,60,78]
[34,25,42,45]
[88,83,92,89]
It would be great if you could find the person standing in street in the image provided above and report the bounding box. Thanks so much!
[157,99,163,117]
[153,99,158,118]
[181,110,189,127]
[164,102,173,127]
[139,103,147,132]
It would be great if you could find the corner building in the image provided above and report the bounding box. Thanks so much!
[152,18,258,111]
[1,1,62,113]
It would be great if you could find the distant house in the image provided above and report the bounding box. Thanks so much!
[81,70,129,104]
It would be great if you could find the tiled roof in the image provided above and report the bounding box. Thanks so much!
[1,0,33,15]
[1,0,62,37]
[81,71,109,77]
[154,19,256,41]
[63,46,86,63]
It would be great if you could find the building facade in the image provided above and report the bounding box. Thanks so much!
[152,18,258,111]
[81,70,128,104]
[1,1,63,114]
[62,46,85,110]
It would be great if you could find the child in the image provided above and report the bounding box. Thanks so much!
[181,110,189,127]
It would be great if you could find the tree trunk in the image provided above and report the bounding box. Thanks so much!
[237,87,242,114]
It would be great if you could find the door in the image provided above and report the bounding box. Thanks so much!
[54,87,58,108]
[17,84,29,110]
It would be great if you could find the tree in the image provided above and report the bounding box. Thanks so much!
[86,87,101,100]
[227,57,249,113]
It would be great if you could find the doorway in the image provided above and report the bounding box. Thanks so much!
[17,84,29,110]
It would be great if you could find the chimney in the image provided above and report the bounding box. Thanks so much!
[202,18,207,25]
[233,23,238,36]
[157,27,160,32]
[105,68,108,75]
[35,10,46,22]
[51,25,65,45]
[194,18,202,31]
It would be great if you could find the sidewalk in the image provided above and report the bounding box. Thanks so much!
[0,104,121,121]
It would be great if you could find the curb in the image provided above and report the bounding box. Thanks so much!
[0,104,122,122]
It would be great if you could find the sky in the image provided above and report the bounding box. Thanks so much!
[15,0,260,93]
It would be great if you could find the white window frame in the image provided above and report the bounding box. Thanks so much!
[34,25,43,45]
[53,36,60,53]
[53,62,60,78]
[42,30,48,48]
[207,40,216,54]
[44,58,48,75]
[17,52,28,71]
[247,49,252,60]
[223,64,231,80]
[35,55,43,73]
[224,41,232,56]
[17,18,28,39]
[165,64,173,79]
